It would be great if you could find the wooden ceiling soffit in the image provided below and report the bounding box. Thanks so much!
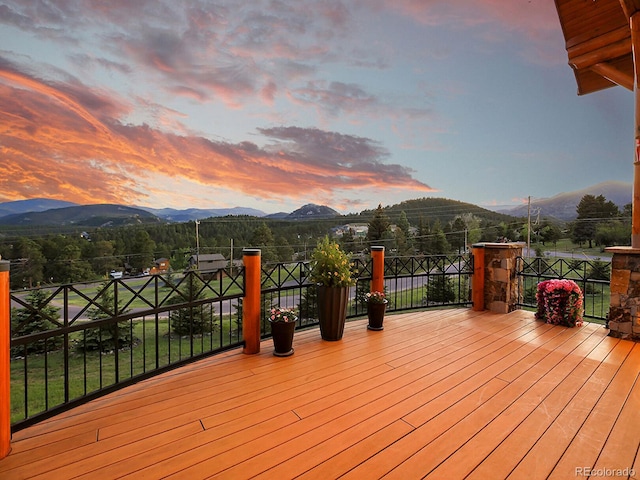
[555,0,634,95]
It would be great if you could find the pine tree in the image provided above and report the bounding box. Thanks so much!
[11,289,62,356]
[572,194,619,248]
[79,281,133,352]
[430,220,450,254]
[167,273,214,335]
[367,204,391,242]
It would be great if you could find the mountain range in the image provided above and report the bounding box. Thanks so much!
[0,200,340,227]
[496,181,632,221]
[0,180,631,228]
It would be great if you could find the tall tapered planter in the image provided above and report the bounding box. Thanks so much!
[317,285,348,341]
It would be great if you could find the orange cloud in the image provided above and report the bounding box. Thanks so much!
[0,59,434,208]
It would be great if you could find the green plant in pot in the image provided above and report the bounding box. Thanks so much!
[365,291,387,331]
[268,307,297,357]
[310,236,355,341]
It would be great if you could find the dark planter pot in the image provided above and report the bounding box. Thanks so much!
[269,319,296,357]
[367,300,387,331]
[317,285,349,341]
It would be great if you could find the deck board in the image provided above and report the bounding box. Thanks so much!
[1,309,638,479]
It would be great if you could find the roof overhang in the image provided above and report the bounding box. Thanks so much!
[555,0,640,95]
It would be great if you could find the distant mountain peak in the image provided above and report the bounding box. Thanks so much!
[496,181,632,221]
[288,204,339,219]
[0,198,78,218]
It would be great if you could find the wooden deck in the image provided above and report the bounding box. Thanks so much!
[1,308,639,479]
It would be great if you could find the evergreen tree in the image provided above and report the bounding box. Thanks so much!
[84,239,119,277]
[424,275,456,304]
[367,204,391,243]
[275,236,295,262]
[53,244,94,283]
[10,237,46,289]
[539,222,562,246]
[395,211,413,255]
[79,281,133,352]
[429,220,450,254]
[167,273,214,335]
[417,217,430,254]
[340,227,358,254]
[447,217,467,253]
[572,194,619,248]
[251,222,278,263]
[130,230,156,272]
[298,285,318,321]
[11,289,62,356]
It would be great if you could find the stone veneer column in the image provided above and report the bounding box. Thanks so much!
[472,243,524,314]
[606,246,640,340]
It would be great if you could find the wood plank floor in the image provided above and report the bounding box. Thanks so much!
[1,309,639,479]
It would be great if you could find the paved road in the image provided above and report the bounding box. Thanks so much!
[522,248,610,261]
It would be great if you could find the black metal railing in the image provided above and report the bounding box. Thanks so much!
[10,268,245,431]
[9,254,474,431]
[259,254,474,336]
[517,256,610,322]
[381,254,473,311]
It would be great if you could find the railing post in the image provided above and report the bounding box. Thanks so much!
[472,246,485,311]
[371,246,385,293]
[1,260,10,459]
[242,249,261,354]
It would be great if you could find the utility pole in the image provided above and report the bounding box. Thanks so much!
[527,196,531,258]
[195,219,200,270]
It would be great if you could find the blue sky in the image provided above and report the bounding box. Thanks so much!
[0,0,633,214]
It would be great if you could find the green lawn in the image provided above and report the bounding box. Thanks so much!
[10,316,241,423]
[534,238,613,259]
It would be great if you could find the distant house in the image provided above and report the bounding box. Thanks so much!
[332,224,368,238]
[188,254,227,278]
[149,258,170,275]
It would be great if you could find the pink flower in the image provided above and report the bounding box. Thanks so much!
[535,279,584,328]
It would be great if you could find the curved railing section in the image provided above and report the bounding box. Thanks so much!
[9,254,474,431]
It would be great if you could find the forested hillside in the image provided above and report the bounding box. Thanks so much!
[0,197,525,289]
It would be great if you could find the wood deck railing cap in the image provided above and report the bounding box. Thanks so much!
[606,246,640,254]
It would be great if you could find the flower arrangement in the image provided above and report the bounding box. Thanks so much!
[535,279,584,327]
[309,236,355,288]
[365,291,387,304]
[268,307,297,323]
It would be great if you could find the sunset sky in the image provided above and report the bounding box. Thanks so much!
[0,0,633,214]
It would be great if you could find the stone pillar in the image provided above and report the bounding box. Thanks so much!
[606,246,640,339]
[472,243,524,314]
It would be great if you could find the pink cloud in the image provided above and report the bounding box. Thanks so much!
[0,59,434,207]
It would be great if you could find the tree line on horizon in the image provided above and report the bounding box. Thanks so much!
[0,195,631,290]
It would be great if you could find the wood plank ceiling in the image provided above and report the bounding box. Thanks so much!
[554,0,640,95]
